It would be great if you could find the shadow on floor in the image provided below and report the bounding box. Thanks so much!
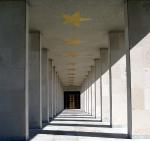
[49,123,111,128]
[53,119,102,122]
[58,114,91,116]
[29,128,129,140]
[29,110,128,140]
[56,116,95,118]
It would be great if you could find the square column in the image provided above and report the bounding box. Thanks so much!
[58,77,61,113]
[83,82,85,112]
[87,77,90,114]
[86,79,89,113]
[54,72,57,115]
[53,67,56,116]
[55,72,57,114]
[88,72,92,115]
[57,73,59,114]
[125,0,150,138]
[29,32,42,129]
[91,67,96,117]
[84,82,87,112]
[42,48,49,123]
[109,31,127,129]
[82,85,85,112]
[100,49,111,124]
[0,1,29,140]
[95,59,102,120]
[48,59,53,120]
[80,86,84,111]
[60,83,64,111]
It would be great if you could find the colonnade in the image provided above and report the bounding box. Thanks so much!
[0,1,64,140]
[81,1,150,139]
[29,32,64,130]
[29,33,64,128]
[0,0,150,140]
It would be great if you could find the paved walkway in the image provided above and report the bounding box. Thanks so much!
[30,109,149,141]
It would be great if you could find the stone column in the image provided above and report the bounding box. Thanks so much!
[125,0,150,138]
[80,86,82,110]
[82,82,85,112]
[55,72,57,114]
[109,31,127,128]
[53,67,56,116]
[62,84,64,110]
[48,59,53,120]
[57,77,60,113]
[87,77,90,114]
[60,82,64,111]
[57,76,59,114]
[83,81,85,112]
[88,72,92,115]
[100,48,111,124]
[29,32,42,129]
[51,64,54,118]
[58,78,61,113]
[91,67,96,117]
[81,85,84,111]
[56,72,59,114]
[84,81,87,112]
[0,1,29,140]
[42,48,49,123]
[84,80,86,112]
[95,59,101,119]
[86,79,89,113]
[55,72,58,115]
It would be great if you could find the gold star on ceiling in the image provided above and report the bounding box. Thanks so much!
[64,51,79,57]
[68,73,75,76]
[68,77,74,79]
[68,68,76,71]
[64,39,80,45]
[63,11,91,27]
[67,62,76,66]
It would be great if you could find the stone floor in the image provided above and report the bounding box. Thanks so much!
[30,109,150,141]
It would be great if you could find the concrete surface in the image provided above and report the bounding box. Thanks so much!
[91,67,96,117]
[42,48,49,123]
[29,109,149,141]
[29,0,124,86]
[53,67,56,116]
[100,49,110,123]
[125,0,150,137]
[0,1,29,140]
[95,59,102,119]
[29,32,42,129]
[48,59,53,119]
[109,32,127,129]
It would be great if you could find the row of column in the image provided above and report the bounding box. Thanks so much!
[29,33,64,128]
[0,1,64,140]
[0,0,150,140]
[81,0,150,138]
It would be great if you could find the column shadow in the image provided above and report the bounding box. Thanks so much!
[30,129,129,139]
[53,119,102,122]
[48,123,111,128]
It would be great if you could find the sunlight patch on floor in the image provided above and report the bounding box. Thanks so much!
[30,109,150,141]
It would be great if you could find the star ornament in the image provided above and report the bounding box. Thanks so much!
[63,11,91,27]
[64,39,80,45]
[67,62,76,66]
[64,51,79,57]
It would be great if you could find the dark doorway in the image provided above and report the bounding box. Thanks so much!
[64,91,80,109]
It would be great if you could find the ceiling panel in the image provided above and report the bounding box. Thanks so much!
[29,0,124,86]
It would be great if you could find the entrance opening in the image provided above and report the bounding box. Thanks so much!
[64,91,80,109]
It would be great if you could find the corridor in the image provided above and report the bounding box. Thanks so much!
[30,110,145,141]
[1,0,150,140]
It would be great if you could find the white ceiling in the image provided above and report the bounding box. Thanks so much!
[29,0,125,86]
